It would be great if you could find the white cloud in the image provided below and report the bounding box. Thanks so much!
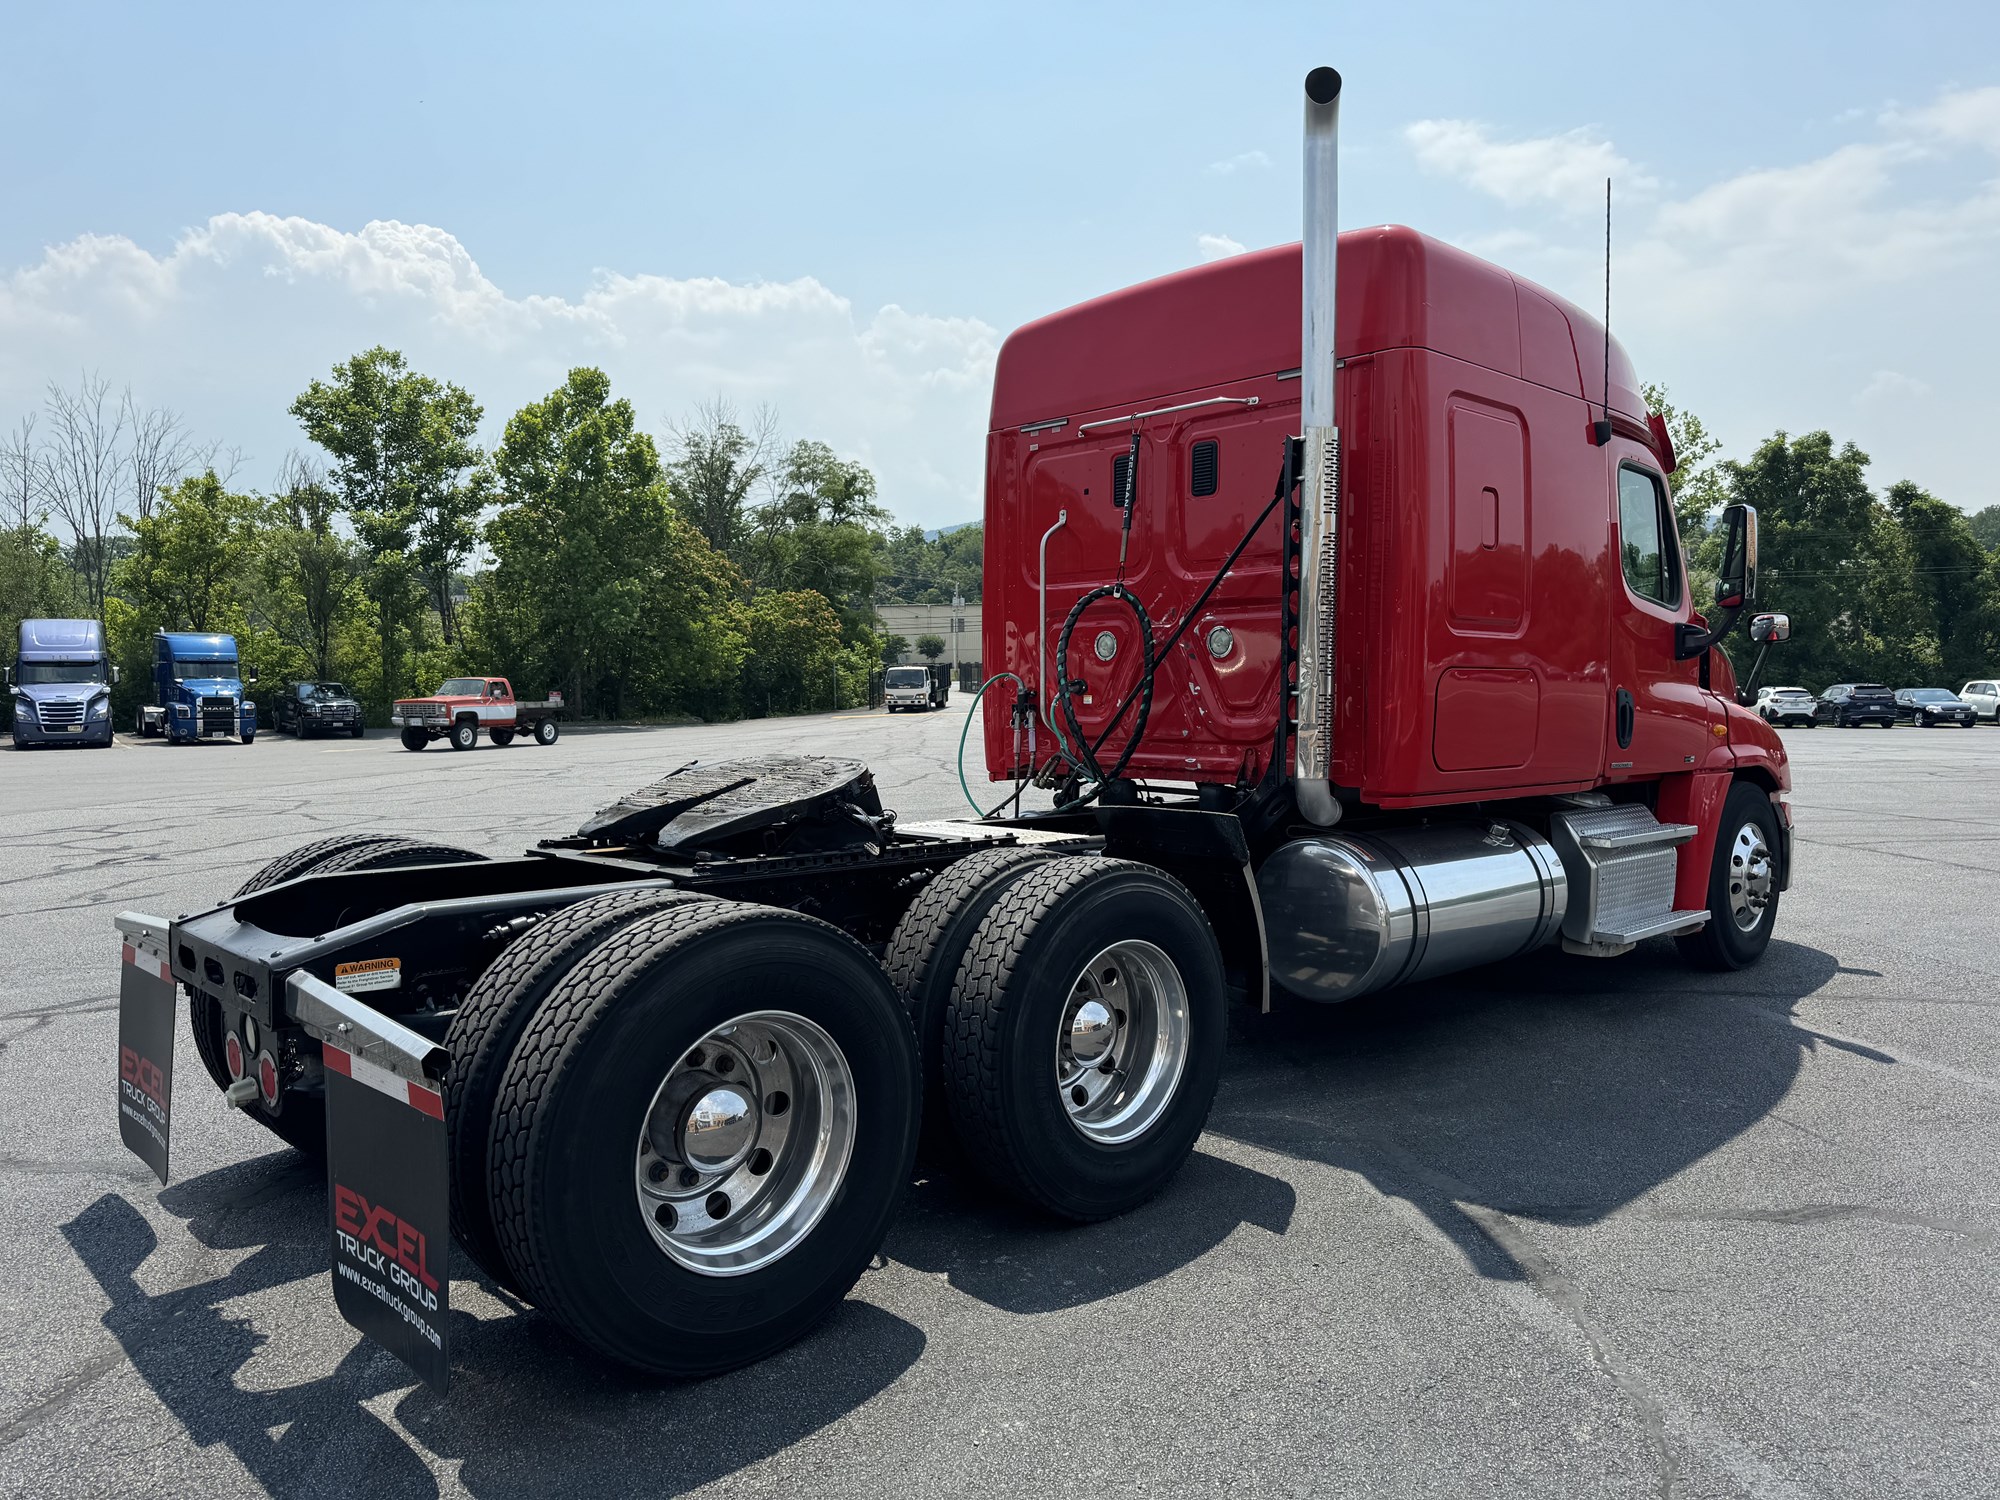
[1883,85,2000,154]
[1404,118,1656,212]
[0,214,997,526]
[1205,150,1271,176]
[1196,232,1247,261]
[1855,369,1932,403]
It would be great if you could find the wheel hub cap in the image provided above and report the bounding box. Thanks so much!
[635,1011,856,1277]
[1055,939,1191,1146]
[1727,821,1775,933]
[681,1086,756,1172]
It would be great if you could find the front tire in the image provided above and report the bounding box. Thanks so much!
[1676,781,1781,972]
[943,857,1225,1221]
[450,720,478,751]
[490,727,515,747]
[400,728,428,751]
[486,901,920,1376]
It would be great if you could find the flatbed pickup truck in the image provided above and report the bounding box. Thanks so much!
[391,677,564,751]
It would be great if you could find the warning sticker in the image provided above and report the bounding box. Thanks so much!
[334,957,402,994]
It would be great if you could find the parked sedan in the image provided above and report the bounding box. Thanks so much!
[1961,680,2000,723]
[1894,687,1978,727]
[1814,682,1898,728]
[274,680,365,738]
[1755,686,1819,727]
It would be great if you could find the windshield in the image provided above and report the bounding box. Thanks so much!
[308,682,349,699]
[437,678,487,696]
[172,658,237,679]
[1908,689,1959,702]
[15,661,103,685]
[885,668,928,687]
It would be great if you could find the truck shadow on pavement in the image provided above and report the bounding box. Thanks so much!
[62,1159,924,1499]
[1207,937,1842,1279]
[888,1146,1298,1313]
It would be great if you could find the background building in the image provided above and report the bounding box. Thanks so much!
[876,601,981,673]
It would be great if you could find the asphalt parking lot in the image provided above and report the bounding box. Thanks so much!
[3,712,1996,1498]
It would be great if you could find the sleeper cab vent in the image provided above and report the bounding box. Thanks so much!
[1191,440,1219,497]
[1111,451,1133,509]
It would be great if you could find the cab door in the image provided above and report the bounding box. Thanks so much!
[1605,452,1723,777]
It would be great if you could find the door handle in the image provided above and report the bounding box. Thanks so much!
[1616,689,1635,749]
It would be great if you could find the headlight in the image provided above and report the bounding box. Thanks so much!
[89,697,108,718]
[13,697,34,719]
[242,701,255,714]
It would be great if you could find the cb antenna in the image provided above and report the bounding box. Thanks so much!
[1593,177,1613,446]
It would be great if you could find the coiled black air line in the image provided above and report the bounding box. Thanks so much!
[1045,442,1293,811]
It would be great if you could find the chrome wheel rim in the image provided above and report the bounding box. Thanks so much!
[634,1010,856,1278]
[1726,821,1774,933]
[1054,939,1190,1145]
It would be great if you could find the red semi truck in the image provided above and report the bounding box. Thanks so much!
[391,677,564,751]
[113,67,1793,1388]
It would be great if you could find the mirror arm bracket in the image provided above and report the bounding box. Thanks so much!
[1674,604,1742,662]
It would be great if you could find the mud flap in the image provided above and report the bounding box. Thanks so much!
[290,972,452,1391]
[114,914,176,1185]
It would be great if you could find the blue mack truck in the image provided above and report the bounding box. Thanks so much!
[136,630,258,744]
[9,618,118,748]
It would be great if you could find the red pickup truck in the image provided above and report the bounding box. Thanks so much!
[391,677,565,751]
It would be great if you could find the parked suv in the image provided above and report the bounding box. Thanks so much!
[1894,687,1977,728]
[1815,683,1898,728]
[274,681,364,738]
[1960,680,2000,723]
[1755,686,1818,727]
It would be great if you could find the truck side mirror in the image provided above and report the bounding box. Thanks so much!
[1713,502,1758,611]
[111,665,121,685]
[246,665,259,685]
[1749,612,1790,645]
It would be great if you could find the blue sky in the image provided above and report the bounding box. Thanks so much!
[4,1,1997,527]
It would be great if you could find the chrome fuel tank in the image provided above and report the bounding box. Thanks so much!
[1256,821,1567,1002]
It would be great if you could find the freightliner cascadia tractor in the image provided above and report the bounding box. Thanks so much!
[113,69,1795,1388]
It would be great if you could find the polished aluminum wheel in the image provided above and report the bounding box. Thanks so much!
[634,1011,856,1277]
[1726,821,1775,933]
[1054,939,1191,1145]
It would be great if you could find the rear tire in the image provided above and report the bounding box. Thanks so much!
[943,857,1225,1221]
[882,846,1059,1152]
[486,901,920,1376]
[490,727,515,747]
[1676,781,1781,972]
[533,718,558,746]
[445,886,713,1291]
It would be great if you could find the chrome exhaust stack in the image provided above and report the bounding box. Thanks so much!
[1294,66,1343,826]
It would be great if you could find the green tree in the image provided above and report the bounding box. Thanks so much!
[1968,504,2000,552]
[879,633,908,665]
[1643,383,1725,541]
[481,367,735,717]
[258,460,362,683]
[873,522,983,604]
[739,589,851,716]
[665,398,775,557]
[1886,481,1997,683]
[1723,431,1922,685]
[117,471,264,633]
[915,632,946,662]
[742,441,888,636]
[289,348,486,703]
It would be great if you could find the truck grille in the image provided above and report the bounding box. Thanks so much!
[37,700,84,727]
[200,696,236,734]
